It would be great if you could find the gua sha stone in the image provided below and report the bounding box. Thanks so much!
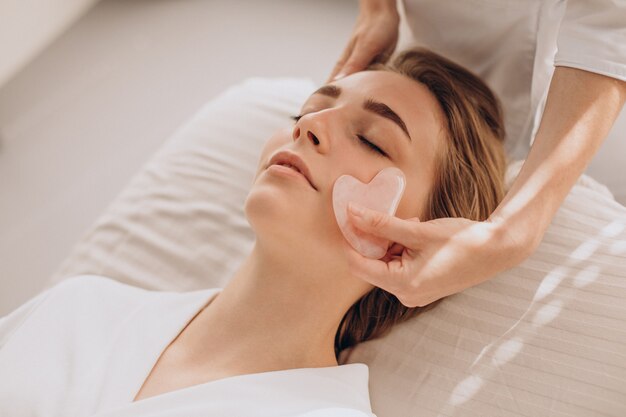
[332,167,406,259]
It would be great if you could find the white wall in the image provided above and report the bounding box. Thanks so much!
[0,0,99,88]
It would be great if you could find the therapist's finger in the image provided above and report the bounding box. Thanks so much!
[334,41,378,80]
[347,203,423,249]
[327,37,357,83]
[342,238,417,295]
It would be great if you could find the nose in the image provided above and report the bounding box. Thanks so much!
[293,126,319,145]
[292,114,330,153]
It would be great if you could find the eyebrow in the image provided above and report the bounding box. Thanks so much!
[311,85,412,143]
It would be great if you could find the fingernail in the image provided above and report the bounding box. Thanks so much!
[333,72,346,81]
[348,202,366,217]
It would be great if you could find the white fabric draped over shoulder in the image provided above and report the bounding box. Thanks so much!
[0,276,377,417]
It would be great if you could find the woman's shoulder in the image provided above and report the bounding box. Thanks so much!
[1,275,148,349]
[51,274,140,293]
[48,275,220,312]
[51,275,216,295]
[53,274,189,302]
[295,409,376,417]
[37,275,161,319]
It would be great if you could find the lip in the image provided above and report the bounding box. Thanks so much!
[266,150,317,191]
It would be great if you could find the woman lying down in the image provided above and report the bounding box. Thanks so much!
[0,47,507,417]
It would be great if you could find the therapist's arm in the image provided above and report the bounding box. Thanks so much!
[490,66,626,255]
[342,65,626,308]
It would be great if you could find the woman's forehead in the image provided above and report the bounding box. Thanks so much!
[337,71,430,107]
[335,71,444,153]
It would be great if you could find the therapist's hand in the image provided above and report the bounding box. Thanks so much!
[327,0,400,83]
[342,203,534,308]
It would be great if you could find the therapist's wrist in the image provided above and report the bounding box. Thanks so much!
[359,0,399,18]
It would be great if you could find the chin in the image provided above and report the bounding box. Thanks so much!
[244,186,341,252]
[244,186,303,241]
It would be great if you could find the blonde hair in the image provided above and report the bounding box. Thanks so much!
[334,47,507,361]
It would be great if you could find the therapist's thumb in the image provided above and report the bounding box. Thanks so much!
[347,202,422,249]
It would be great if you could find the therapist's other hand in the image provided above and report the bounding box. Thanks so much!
[327,0,400,83]
[343,203,533,308]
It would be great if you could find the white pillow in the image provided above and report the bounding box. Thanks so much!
[49,78,626,417]
[51,77,316,291]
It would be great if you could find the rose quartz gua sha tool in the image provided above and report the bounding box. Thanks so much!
[332,167,406,259]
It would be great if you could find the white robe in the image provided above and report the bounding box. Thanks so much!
[0,275,376,417]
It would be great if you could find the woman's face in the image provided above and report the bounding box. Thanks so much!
[245,70,444,269]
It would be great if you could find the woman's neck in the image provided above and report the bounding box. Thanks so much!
[171,243,364,374]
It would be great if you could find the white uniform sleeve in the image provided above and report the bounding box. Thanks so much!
[0,286,55,349]
[554,0,626,82]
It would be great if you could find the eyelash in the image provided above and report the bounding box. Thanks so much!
[290,114,388,158]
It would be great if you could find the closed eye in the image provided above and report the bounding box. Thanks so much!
[357,135,387,157]
[290,114,389,158]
